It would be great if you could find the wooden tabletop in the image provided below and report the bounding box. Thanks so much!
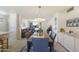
[27,32,52,42]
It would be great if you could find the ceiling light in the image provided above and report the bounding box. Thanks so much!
[35,18,45,22]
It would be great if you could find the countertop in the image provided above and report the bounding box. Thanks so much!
[60,32,79,39]
[28,32,52,42]
[32,32,49,38]
[0,32,8,35]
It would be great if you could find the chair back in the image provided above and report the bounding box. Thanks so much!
[50,32,56,41]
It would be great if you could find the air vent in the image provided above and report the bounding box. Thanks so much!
[67,7,74,13]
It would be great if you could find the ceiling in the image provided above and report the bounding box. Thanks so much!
[0,6,71,19]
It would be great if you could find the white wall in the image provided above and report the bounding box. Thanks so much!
[42,15,58,33]
[17,14,22,40]
[21,19,30,29]
[56,12,67,32]
[42,19,51,32]
[8,13,17,47]
[41,17,53,32]
[57,7,79,34]
[0,15,8,32]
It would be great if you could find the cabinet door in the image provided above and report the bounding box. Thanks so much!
[75,38,79,52]
[57,33,64,46]
[64,34,74,52]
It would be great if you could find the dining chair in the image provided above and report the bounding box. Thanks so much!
[50,32,56,51]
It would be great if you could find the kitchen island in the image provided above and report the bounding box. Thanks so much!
[27,32,53,52]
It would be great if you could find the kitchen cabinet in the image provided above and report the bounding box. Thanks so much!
[57,32,79,52]
[63,34,74,52]
[75,38,79,52]
[57,32,64,45]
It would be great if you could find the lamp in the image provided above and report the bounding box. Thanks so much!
[35,6,45,29]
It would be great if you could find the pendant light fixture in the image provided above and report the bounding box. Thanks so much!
[34,6,45,30]
[38,6,41,18]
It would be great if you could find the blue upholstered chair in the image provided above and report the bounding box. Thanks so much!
[31,38,49,52]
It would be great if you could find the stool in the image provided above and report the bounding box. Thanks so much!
[0,39,3,52]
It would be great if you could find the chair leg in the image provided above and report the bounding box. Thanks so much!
[49,42,53,52]
[27,41,32,52]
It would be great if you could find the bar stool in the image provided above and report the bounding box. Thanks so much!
[0,38,3,52]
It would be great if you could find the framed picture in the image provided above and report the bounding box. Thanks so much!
[66,17,79,27]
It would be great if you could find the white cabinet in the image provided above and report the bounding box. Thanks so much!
[57,33,64,45]
[57,32,76,52]
[63,34,74,52]
[75,38,79,52]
